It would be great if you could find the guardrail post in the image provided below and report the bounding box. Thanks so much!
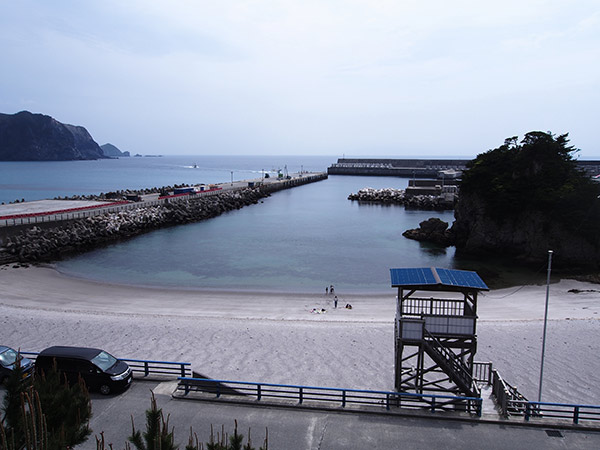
[431,397,436,413]
[184,380,190,395]
[144,361,150,377]
[386,393,390,411]
[525,403,531,422]
[216,385,221,398]
[476,399,482,417]
[574,406,580,424]
[180,364,185,377]
[257,385,262,401]
[299,387,303,404]
[342,390,346,408]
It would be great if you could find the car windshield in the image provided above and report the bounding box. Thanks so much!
[0,348,18,367]
[91,351,118,371]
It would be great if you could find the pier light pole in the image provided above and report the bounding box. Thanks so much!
[538,249,553,402]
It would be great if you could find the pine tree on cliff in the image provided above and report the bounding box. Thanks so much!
[453,131,600,267]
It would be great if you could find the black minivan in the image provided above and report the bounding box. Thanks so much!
[35,346,132,395]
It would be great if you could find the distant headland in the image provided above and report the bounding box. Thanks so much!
[100,143,130,157]
[0,111,127,161]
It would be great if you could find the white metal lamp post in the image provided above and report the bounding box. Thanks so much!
[538,249,553,402]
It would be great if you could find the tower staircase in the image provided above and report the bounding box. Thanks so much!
[422,329,479,398]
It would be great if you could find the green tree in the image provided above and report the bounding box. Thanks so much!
[128,392,177,450]
[460,131,600,238]
[0,387,49,450]
[34,362,92,449]
[120,395,268,450]
[188,421,267,450]
[1,355,32,443]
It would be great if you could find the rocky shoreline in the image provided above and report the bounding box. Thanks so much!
[0,188,266,264]
[348,187,455,210]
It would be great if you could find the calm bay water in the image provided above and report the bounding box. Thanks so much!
[57,175,456,293]
[1,156,535,292]
[0,155,331,205]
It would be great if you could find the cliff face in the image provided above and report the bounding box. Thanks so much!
[0,111,105,161]
[451,191,600,268]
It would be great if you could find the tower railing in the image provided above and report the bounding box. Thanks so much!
[399,297,474,317]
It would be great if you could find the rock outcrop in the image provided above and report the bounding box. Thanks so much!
[447,131,600,269]
[450,192,600,268]
[0,111,106,161]
[403,218,454,246]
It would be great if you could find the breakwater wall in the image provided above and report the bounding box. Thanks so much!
[328,158,600,178]
[328,158,469,178]
[348,187,456,210]
[0,172,327,265]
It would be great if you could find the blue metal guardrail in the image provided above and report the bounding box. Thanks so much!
[123,358,191,378]
[176,377,483,416]
[20,352,191,378]
[516,400,600,425]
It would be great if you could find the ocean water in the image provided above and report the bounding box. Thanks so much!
[0,155,331,204]
[1,156,537,292]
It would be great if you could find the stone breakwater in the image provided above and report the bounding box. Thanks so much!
[0,189,266,264]
[348,187,454,210]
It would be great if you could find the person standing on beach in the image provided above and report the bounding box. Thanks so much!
[334,296,338,308]
[330,285,335,295]
[326,286,329,295]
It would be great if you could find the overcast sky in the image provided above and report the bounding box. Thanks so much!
[1,1,599,158]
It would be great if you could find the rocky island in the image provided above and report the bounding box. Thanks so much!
[405,131,600,270]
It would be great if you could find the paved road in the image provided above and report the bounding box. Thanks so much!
[78,380,600,450]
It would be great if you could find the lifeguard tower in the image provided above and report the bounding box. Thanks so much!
[391,267,489,399]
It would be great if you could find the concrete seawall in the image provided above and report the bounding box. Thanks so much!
[0,172,327,265]
[328,158,600,178]
[328,158,469,178]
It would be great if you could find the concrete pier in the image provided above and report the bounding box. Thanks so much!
[0,172,327,228]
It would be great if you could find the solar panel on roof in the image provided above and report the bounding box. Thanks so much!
[436,268,489,290]
[390,267,488,290]
[390,268,436,286]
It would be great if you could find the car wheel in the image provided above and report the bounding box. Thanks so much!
[99,384,111,395]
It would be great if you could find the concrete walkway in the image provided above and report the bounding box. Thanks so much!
[86,380,600,449]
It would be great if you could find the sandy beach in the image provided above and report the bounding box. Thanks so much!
[1,264,599,406]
